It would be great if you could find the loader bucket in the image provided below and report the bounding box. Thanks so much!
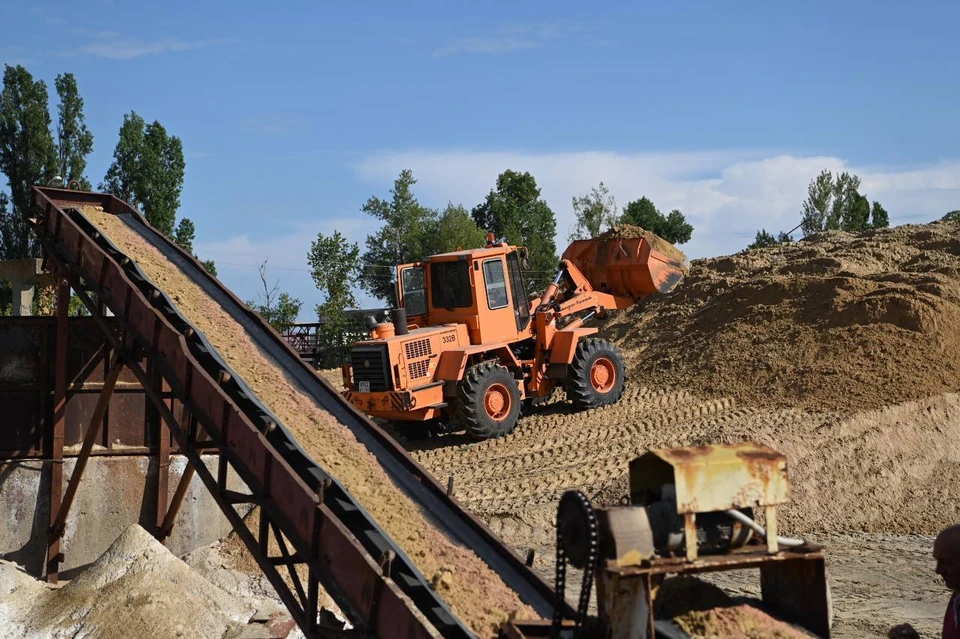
[562,235,687,300]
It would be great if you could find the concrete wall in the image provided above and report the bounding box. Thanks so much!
[0,454,249,578]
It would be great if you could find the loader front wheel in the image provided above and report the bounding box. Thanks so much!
[566,338,626,409]
[455,361,521,440]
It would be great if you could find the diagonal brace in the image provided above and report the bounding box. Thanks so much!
[49,350,125,540]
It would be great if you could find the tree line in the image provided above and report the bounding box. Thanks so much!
[0,64,214,314]
[748,169,891,249]
[305,170,695,344]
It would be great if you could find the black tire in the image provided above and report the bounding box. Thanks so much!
[565,338,626,410]
[455,361,521,440]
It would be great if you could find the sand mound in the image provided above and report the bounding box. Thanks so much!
[606,221,960,412]
[0,525,255,639]
[596,223,689,265]
[674,604,811,639]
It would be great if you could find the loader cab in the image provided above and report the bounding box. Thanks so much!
[397,246,532,344]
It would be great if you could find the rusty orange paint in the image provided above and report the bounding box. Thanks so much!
[629,442,790,514]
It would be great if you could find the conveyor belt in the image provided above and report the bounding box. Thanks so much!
[31,187,564,639]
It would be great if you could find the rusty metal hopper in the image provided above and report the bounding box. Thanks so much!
[629,442,790,514]
[629,442,791,561]
[561,235,686,300]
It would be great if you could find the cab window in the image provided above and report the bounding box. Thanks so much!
[401,267,426,316]
[507,251,530,330]
[430,261,472,309]
[483,259,509,310]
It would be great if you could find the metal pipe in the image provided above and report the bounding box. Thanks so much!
[562,311,596,331]
[537,269,564,307]
[724,509,805,547]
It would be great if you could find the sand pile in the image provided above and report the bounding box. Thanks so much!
[673,605,812,639]
[606,221,960,412]
[0,525,255,639]
[594,223,690,265]
[79,206,535,634]
[652,576,812,639]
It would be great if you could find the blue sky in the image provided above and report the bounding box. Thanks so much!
[2,1,959,318]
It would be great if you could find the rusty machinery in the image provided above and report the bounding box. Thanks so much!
[342,233,686,439]
[503,442,831,639]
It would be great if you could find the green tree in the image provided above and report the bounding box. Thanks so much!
[309,231,361,365]
[101,111,213,270]
[800,170,888,234]
[54,73,94,190]
[140,121,185,235]
[0,64,58,259]
[747,229,793,250]
[309,230,360,321]
[424,203,487,254]
[173,217,195,253]
[101,112,185,236]
[471,169,558,293]
[620,196,694,244]
[359,169,436,304]
[569,181,617,241]
[800,170,834,235]
[748,229,778,249]
[871,202,890,229]
[245,260,302,332]
[100,112,143,204]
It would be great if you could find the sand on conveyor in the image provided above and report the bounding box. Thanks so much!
[0,525,255,639]
[79,205,536,635]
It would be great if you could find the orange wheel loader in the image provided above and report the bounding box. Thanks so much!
[341,233,685,439]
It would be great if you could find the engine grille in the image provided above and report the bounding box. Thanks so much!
[408,359,430,380]
[404,338,432,360]
[350,344,391,392]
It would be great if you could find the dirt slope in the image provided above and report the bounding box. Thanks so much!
[605,221,960,412]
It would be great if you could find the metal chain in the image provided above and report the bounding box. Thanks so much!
[551,515,567,638]
[574,491,599,639]
[552,490,600,639]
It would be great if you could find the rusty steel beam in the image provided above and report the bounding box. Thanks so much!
[31,197,447,639]
[155,369,171,534]
[158,407,196,541]
[49,350,125,542]
[45,275,70,583]
[158,463,195,541]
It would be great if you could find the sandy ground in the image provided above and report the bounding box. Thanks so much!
[29,213,954,636]
[391,388,955,638]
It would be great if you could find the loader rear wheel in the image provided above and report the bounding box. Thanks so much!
[455,361,521,440]
[566,338,626,410]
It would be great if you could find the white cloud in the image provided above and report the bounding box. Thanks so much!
[74,34,232,60]
[194,215,380,322]
[434,22,586,58]
[352,149,960,260]
[200,149,960,320]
